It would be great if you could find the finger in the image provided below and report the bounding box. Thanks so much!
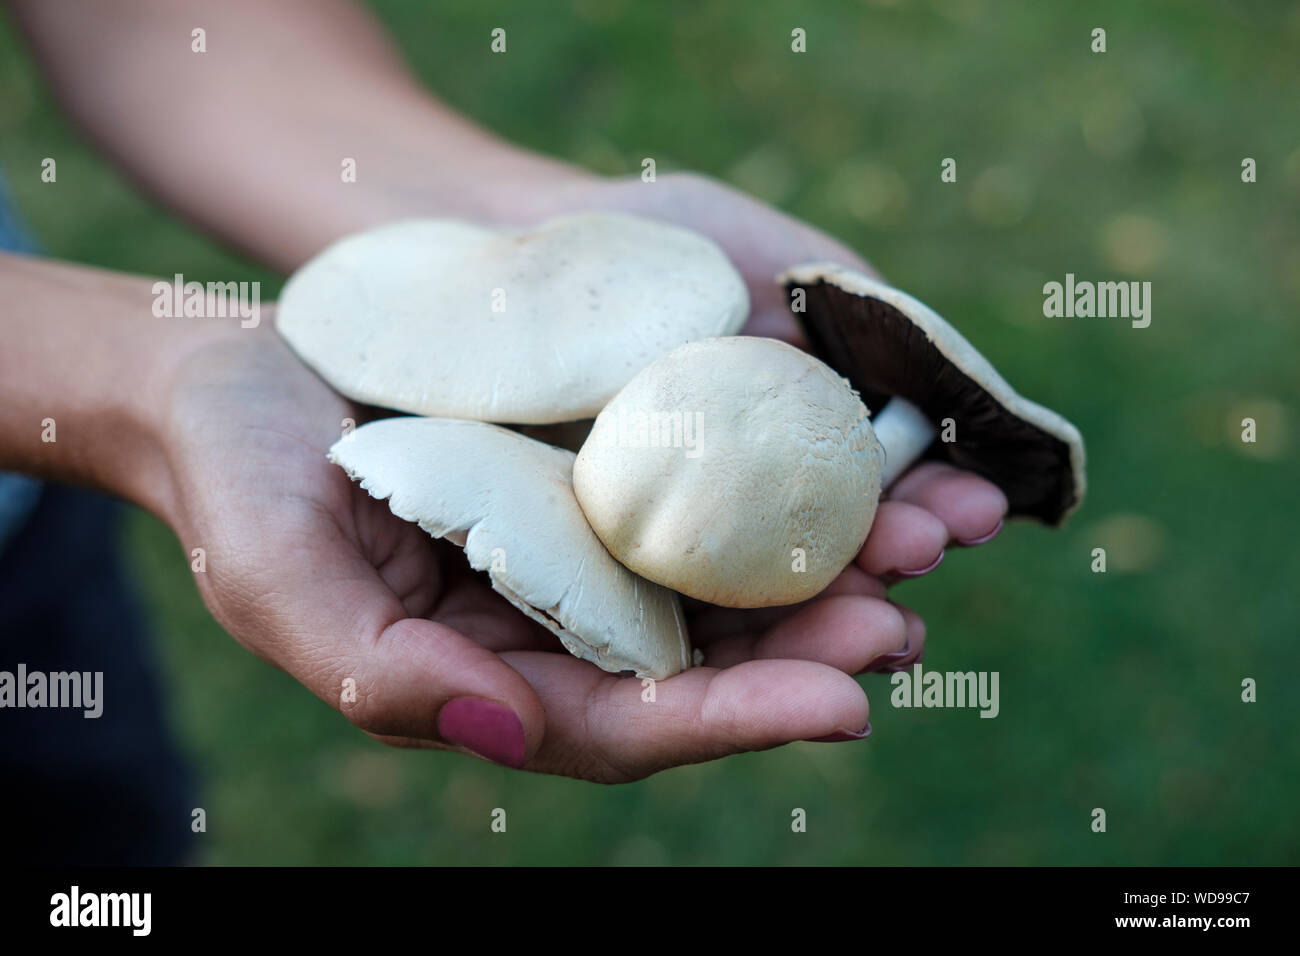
[206,498,546,768]
[886,461,1008,545]
[876,602,927,673]
[369,601,919,752]
[818,563,890,601]
[744,298,808,347]
[855,500,950,578]
[340,616,544,770]
[687,563,887,645]
[500,652,871,782]
[701,594,908,673]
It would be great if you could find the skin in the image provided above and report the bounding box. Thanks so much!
[1,0,1008,782]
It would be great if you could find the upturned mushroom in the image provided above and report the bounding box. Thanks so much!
[277,212,749,424]
[328,417,692,679]
[572,270,1085,608]
[780,263,1086,524]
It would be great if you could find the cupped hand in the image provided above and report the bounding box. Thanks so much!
[158,329,980,782]
[160,177,1006,783]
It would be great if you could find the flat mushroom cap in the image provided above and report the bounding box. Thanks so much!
[329,417,692,679]
[279,213,749,425]
[780,263,1086,525]
[573,337,883,608]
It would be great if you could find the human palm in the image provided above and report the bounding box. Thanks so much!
[161,176,1006,781]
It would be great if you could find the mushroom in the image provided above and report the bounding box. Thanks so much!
[329,416,692,679]
[780,263,1086,524]
[572,269,1086,609]
[573,336,883,608]
[278,212,749,425]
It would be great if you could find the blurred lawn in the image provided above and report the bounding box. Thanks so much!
[2,0,1298,864]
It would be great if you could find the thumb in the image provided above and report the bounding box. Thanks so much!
[335,616,545,769]
[203,516,546,769]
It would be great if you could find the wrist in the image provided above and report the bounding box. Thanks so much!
[70,275,243,531]
[0,253,238,527]
[133,310,247,529]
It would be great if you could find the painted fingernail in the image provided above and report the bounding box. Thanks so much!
[894,550,944,579]
[438,698,527,768]
[862,637,912,674]
[956,519,1003,547]
[808,722,872,743]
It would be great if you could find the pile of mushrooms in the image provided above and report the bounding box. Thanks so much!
[278,213,1086,679]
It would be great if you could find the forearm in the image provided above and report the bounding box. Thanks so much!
[0,252,220,519]
[10,0,588,270]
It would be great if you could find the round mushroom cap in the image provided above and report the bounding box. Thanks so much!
[780,263,1087,524]
[329,417,692,679]
[573,337,883,608]
[278,213,749,425]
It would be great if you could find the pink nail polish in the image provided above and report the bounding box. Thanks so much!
[437,698,527,768]
[956,519,1003,547]
[862,638,911,674]
[807,722,872,743]
[894,550,944,579]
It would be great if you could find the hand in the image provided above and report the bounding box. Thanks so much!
[157,325,895,781]
[2,186,1005,788]
[161,209,1004,785]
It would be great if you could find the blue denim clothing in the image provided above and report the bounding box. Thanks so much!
[0,474,42,552]
[0,175,43,551]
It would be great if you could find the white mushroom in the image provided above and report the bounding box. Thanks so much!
[572,337,883,608]
[329,417,692,679]
[278,213,749,424]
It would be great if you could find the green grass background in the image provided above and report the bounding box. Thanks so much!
[2,0,1297,864]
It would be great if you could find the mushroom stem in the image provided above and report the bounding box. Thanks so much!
[873,397,937,488]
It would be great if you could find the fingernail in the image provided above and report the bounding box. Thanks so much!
[956,519,1003,547]
[862,637,912,674]
[894,550,944,579]
[807,722,872,743]
[438,698,527,768]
